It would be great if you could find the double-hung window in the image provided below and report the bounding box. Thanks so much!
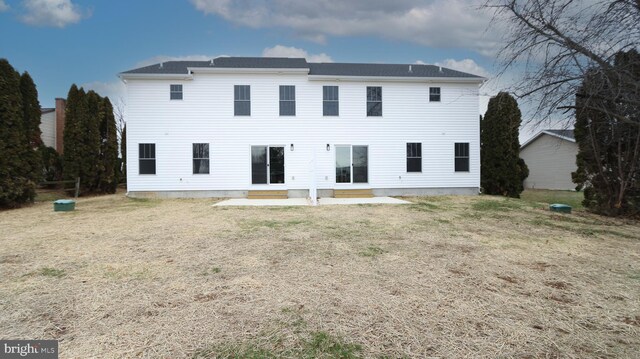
[139,143,156,174]
[367,86,382,116]
[234,85,250,116]
[429,87,441,102]
[407,143,422,172]
[279,85,296,116]
[323,86,339,116]
[193,143,210,174]
[455,142,470,172]
[170,84,183,100]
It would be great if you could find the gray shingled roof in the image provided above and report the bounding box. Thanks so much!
[545,129,574,140]
[121,57,484,78]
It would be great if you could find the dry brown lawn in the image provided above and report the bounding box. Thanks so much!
[1,193,639,358]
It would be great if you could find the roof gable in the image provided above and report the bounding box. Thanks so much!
[521,129,576,150]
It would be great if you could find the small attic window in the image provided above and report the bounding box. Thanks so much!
[170,84,183,100]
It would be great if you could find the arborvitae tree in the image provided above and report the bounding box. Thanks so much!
[0,59,34,207]
[20,71,43,185]
[120,124,126,179]
[480,92,529,198]
[573,50,640,216]
[63,86,121,195]
[63,85,87,191]
[98,97,118,193]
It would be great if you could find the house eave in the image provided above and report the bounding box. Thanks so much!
[118,73,194,81]
[520,130,576,150]
[307,75,486,83]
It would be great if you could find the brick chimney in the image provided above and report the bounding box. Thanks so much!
[55,98,66,153]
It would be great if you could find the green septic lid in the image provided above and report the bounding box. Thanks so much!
[54,199,75,204]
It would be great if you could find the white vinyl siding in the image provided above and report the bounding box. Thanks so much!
[126,73,480,192]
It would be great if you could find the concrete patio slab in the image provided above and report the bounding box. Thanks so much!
[319,197,411,205]
[213,198,309,206]
[213,197,411,207]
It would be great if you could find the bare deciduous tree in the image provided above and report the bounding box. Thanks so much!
[483,0,640,127]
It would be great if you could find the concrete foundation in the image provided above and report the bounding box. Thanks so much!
[127,187,479,199]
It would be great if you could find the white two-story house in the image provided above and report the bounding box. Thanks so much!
[119,57,484,198]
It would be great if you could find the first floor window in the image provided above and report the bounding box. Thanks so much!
[429,87,441,102]
[170,84,183,100]
[455,142,469,172]
[407,143,422,172]
[193,143,210,174]
[139,143,156,174]
[366,86,382,116]
[279,85,296,116]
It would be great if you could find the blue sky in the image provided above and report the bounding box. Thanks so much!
[1,0,498,111]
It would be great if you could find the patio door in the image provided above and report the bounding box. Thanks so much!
[251,146,285,184]
[335,145,368,184]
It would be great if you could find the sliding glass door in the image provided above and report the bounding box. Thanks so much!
[251,146,285,184]
[335,145,368,184]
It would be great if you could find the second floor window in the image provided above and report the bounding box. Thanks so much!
[323,86,339,116]
[170,84,183,100]
[279,85,296,116]
[429,87,441,102]
[367,86,382,116]
[407,143,422,172]
[193,143,210,174]
[234,85,250,116]
[139,143,156,174]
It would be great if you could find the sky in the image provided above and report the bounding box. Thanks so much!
[0,0,526,133]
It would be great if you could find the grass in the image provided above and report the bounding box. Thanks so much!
[38,267,66,278]
[1,192,639,358]
[521,189,584,209]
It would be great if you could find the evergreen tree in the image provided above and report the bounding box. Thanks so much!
[63,85,87,191]
[573,50,640,216]
[83,90,103,192]
[120,124,126,179]
[480,92,529,198]
[0,59,34,207]
[19,71,43,185]
[98,97,118,193]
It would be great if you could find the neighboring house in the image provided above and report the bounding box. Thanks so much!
[39,98,66,153]
[520,129,578,190]
[119,57,485,198]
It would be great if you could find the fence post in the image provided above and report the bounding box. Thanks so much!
[74,177,80,199]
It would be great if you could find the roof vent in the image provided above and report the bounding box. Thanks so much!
[438,66,442,73]
[210,59,214,66]
[159,62,163,69]
[408,65,412,73]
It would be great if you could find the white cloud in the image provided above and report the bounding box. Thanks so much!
[81,80,126,103]
[191,0,498,55]
[262,45,333,63]
[0,0,10,12]
[20,0,88,28]
[434,58,490,78]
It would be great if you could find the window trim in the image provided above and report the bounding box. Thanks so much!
[170,84,183,101]
[323,85,339,117]
[406,142,422,173]
[138,143,156,175]
[454,142,470,172]
[279,85,296,116]
[192,143,210,175]
[429,87,441,102]
[234,85,251,116]
[366,86,382,117]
